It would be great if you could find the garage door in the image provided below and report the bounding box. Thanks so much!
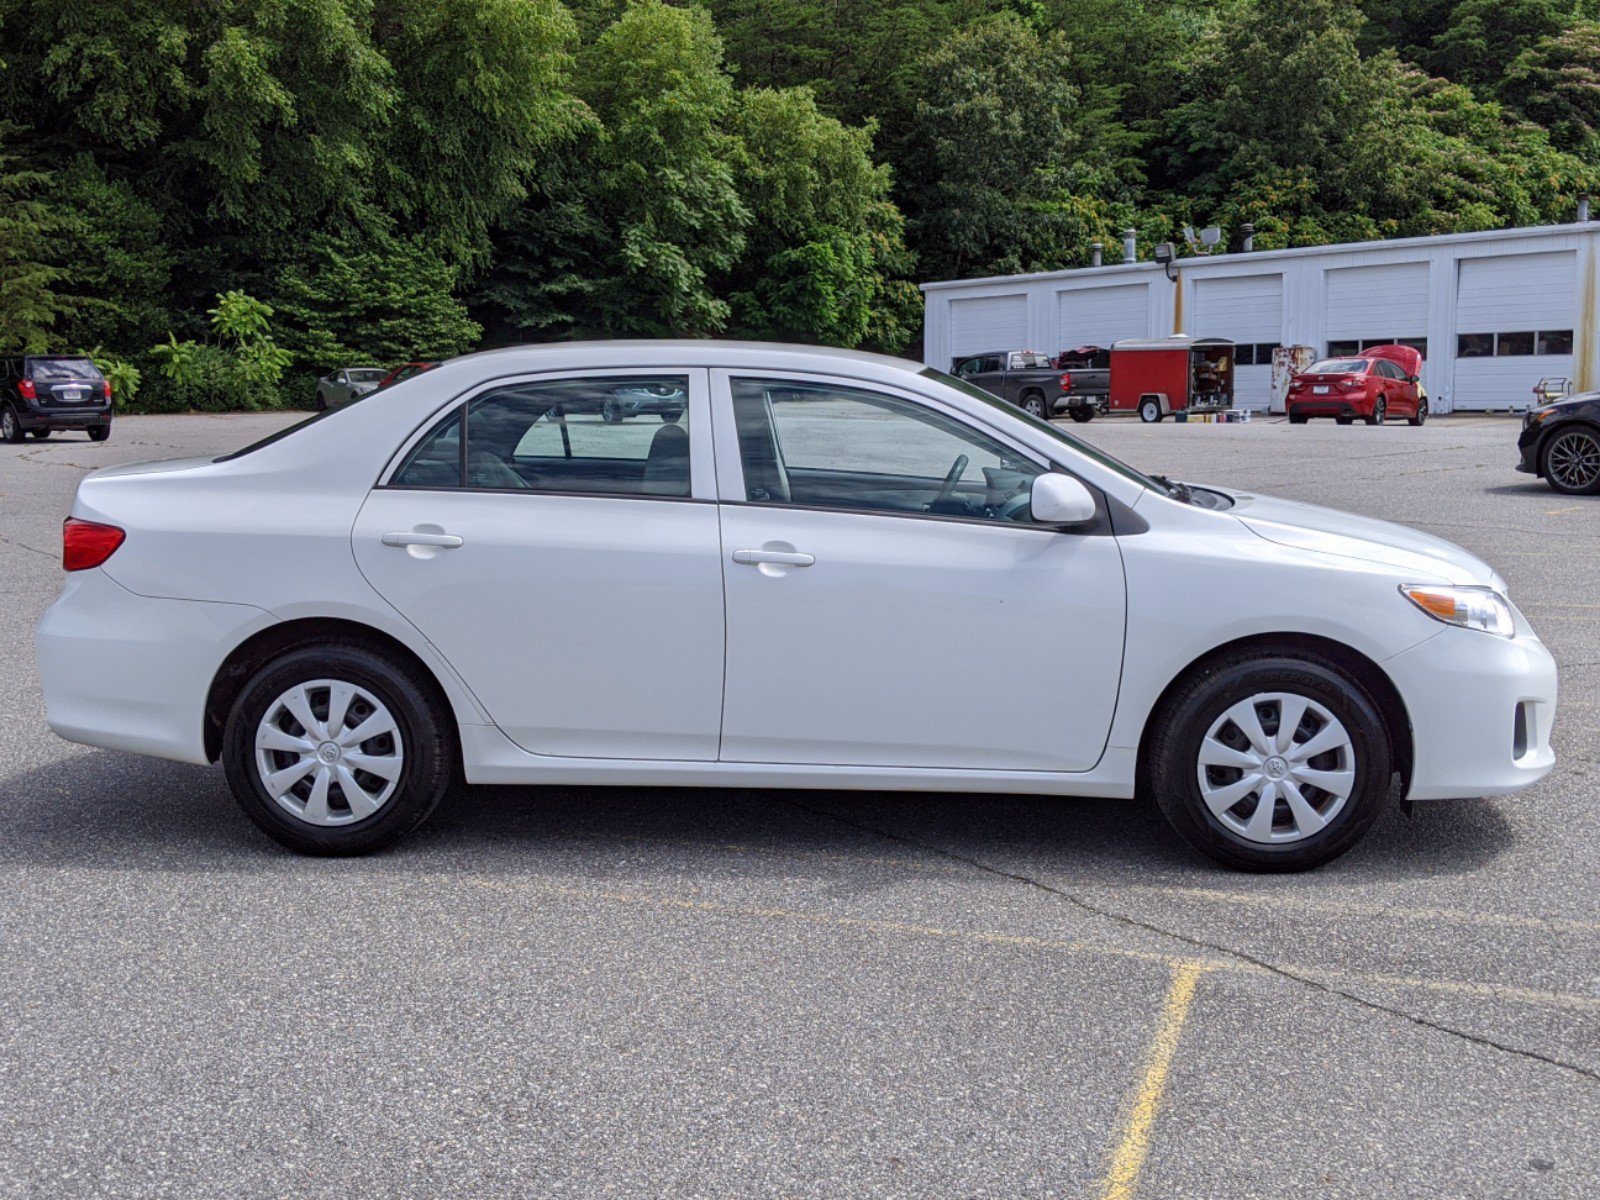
[949,295,1029,363]
[1325,262,1430,343]
[1193,274,1284,410]
[1453,252,1576,411]
[1055,284,1150,351]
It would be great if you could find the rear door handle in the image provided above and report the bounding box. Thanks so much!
[382,531,464,548]
[732,549,815,567]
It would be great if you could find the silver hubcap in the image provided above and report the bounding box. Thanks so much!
[1548,431,1600,490]
[2,412,13,437]
[1196,692,1356,844]
[254,679,403,826]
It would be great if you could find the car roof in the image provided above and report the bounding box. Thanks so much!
[453,339,925,376]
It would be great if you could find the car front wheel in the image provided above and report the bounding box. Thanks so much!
[1407,399,1428,427]
[222,643,454,855]
[1543,426,1600,495]
[1147,651,1392,871]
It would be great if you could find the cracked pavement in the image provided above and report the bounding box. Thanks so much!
[1,413,1597,1198]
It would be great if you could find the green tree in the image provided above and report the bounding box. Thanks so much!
[1500,20,1600,158]
[477,0,748,339]
[725,86,919,350]
[270,229,482,381]
[903,11,1118,278]
[0,125,63,353]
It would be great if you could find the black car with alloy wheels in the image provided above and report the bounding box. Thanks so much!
[1,357,113,443]
[1518,391,1600,495]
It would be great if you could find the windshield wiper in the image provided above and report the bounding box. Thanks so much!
[1150,474,1194,503]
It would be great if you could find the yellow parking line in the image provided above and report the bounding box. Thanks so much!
[1096,961,1207,1200]
[457,877,1600,1012]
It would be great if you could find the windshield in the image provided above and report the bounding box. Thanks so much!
[348,369,387,383]
[920,366,1169,495]
[1306,359,1368,375]
[30,357,102,381]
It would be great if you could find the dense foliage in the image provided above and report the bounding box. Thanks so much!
[0,0,1596,408]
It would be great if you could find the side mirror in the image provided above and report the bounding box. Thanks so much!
[1030,473,1097,526]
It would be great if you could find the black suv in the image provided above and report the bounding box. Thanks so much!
[2,356,113,443]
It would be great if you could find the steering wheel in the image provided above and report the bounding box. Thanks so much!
[931,454,969,508]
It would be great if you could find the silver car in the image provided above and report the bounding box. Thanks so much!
[316,367,388,411]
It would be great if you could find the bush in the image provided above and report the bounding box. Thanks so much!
[125,344,288,413]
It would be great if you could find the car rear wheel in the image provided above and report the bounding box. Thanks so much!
[1288,413,1307,425]
[1147,651,1392,872]
[1139,398,1162,423]
[1543,427,1600,495]
[1,407,22,443]
[29,429,49,439]
[222,644,454,855]
[1335,416,1352,426]
[1068,407,1094,423]
[1367,397,1386,426]
[1407,399,1428,427]
[1020,392,1047,419]
[88,424,111,442]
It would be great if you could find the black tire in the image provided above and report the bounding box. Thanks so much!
[1068,407,1094,423]
[1146,650,1393,872]
[1542,425,1600,496]
[1407,399,1428,427]
[29,428,49,439]
[601,398,624,423]
[1288,414,1307,425]
[315,392,328,412]
[222,642,455,855]
[1335,416,1352,426]
[1,406,23,443]
[1366,397,1386,426]
[1020,391,1047,419]
[1139,398,1162,423]
[88,424,110,442]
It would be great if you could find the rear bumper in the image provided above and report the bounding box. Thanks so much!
[16,403,112,430]
[1385,625,1557,800]
[1287,398,1366,418]
[36,569,273,765]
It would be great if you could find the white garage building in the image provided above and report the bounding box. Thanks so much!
[922,223,1600,412]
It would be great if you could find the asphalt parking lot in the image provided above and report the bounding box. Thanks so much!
[2,411,1598,1198]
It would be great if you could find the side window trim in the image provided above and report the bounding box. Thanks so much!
[378,367,715,500]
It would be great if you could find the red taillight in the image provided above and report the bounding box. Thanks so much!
[62,518,125,571]
[103,379,113,400]
[18,379,36,400]
[1059,372,1073,389]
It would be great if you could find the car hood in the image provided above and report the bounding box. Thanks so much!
[1218,491,1503,588]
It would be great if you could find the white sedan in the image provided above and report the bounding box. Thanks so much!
[36,342,1557,870]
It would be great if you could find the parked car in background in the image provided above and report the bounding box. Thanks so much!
[377,362,437,390]
[316,367,388,410]
[1,356,113,443]
[1286,345,1425,426]
[1051,346,1111,422]
[1518,390,1600,494]
[602,380,686,422]
[37,341,1557,872]
[952,350,1067,420]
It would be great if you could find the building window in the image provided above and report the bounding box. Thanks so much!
[1537,329,1574,355]
[1389,337,1428,357]
[1457,333,1494,358]
[1327,340,1359,357]
[1496,331,1536,356]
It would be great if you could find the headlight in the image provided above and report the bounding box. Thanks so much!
[1400,585,1515,637]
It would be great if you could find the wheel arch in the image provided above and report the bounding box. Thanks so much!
[204,616,464,765]
[1134,632,1413,794]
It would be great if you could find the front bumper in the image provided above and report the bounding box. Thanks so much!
[36,569,272,765]
[1384,624,1557,800]
[1515,421,1543,474]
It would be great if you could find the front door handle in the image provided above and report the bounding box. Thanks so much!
[732,548,815,567]
[382,531,464,549]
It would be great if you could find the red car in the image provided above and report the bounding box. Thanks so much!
[1286,345,1426,426]
[376,361,437,390]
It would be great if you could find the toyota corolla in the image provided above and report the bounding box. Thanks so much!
[36,342,1557,871]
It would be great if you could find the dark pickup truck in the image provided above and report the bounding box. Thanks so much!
[952,349,1108,422]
